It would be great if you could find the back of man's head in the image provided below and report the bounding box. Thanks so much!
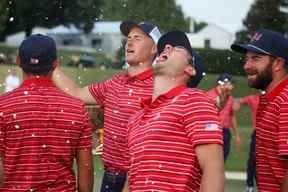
[18,34,57,76]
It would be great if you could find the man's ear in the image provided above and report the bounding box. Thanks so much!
[151,44,157,56]
[273,57,285,72]
[52,59,59,68]
[16,55,21,65]
[185,65,196,77]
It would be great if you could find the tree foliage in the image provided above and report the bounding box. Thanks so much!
[235,0,287,43]
[101,0,190,32]
[1,0,103,38]
[0,0,8,39]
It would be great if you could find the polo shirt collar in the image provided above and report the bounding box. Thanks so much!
[266,78,288,101]
[22,77,55,87]
[125,68,153,81]
[142,85,187,107]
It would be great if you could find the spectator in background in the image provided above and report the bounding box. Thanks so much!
[5,68,20,92]
[233,94,260,192]
[231,28,288,191]
[207,73,241,162]
[0,34,94,191]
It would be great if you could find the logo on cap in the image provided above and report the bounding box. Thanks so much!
[30,58,39,65]
[250,32,262,42]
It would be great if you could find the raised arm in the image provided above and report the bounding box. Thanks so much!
[76,149,94,192]
[53,66,96,104]
[196,144,225,192]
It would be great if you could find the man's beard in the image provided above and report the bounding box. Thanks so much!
[247,62,273,90]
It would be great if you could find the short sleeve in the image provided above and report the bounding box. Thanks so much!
[88,78,113,107]
[183,92,223,147]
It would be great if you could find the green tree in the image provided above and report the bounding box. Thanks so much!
[194,21,208,33]
[101,0,190,32]
[0,0,8,40]
[235,0,287,43]
[2,0,103,38]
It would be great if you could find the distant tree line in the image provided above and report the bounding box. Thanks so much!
[236,0,288,43]
[0,0,192,40]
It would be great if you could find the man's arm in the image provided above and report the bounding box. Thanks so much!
[53,66,96,104]
[76,149,94,192]
[196,144,225,192]
[231,115,241,148]
[281,166,288,192]
[0,156,4,186]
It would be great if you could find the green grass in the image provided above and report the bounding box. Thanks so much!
[0,64,255,171]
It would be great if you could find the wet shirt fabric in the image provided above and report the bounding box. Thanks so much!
[89,69,153,172]
[127,86,223,191]
[239,94,260,129]
[0,77,93,192]
[207,88,235,128]
[256,79,288,192]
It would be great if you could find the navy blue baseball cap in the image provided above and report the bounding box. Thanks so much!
[19,34,57,67]
[231,29,288,64]
[157,30,206,88]
[120,21,161,44]
[216,73,234,84]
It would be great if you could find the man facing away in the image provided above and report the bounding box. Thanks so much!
[0,34,93,192]
[127,31,224,192]
[52,21,161,191]
[231,28,288,192]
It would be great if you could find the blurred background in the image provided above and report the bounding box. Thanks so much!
[1,0,288,191]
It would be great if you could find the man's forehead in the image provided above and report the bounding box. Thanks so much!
[128,27,147,37]
[246,51,268,58]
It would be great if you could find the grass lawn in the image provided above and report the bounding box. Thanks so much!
[0,64,256,171]
[0,64,258,190]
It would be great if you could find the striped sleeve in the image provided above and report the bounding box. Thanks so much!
[278,102,288,157]
[183,92,223,147]
[88,78,113,107]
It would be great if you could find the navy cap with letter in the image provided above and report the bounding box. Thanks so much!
[231,29,288,64]
[120,21,161,44]
[157,30,206,88]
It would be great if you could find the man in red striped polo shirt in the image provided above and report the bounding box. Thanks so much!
[0,34,94,191]
[52,21,161,191]
[127,31,224,192]
[231,29,288,192]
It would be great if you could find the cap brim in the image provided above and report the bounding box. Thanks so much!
[120,21,138,36]
[231,43,269,55]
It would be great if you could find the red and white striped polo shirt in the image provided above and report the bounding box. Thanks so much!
[127,86,223,191]
[207,88,235,128]
[0,77,93,192]
[89,69,153,172]
[256,79,288,192]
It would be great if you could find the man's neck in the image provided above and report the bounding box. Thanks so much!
[127,61,152,76]
[152,76,185,101]
[266,72,288,92]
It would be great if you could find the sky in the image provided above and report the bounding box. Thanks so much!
[175,0,254,34]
